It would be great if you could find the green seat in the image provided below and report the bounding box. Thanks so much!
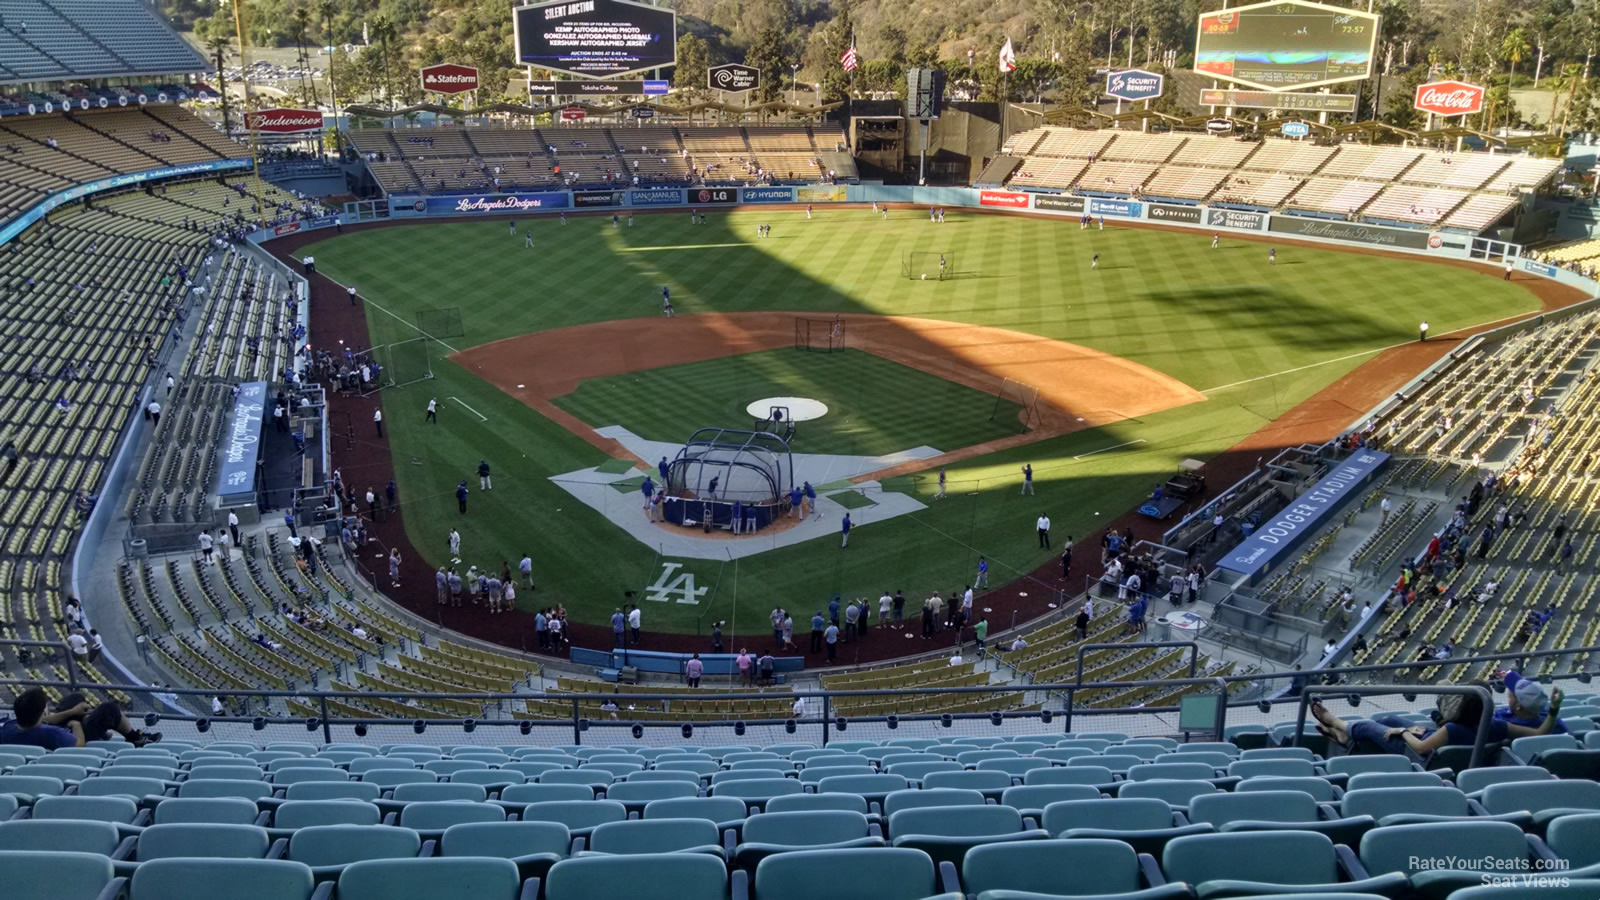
[442,821,568,881]
[398,801,504,834]
[336,857,521,900]
[1235,777,1339,803]
[1042,798,1212,857]
[547,852,728,900]
[285,781,382,802]
[586,817,724,857]
[1359,821,1534,900]
[128,858,316,900]
[1345,773,1446,792]
[1118,781,1219,809]
[287,824,421,881]
[754,846,943,900]
[0,819,122,856]
[0,849,116,900]
[1001,785,1102,817]
[883,788,986,816]
[274,800,382,829]
[1325,756,1414,777]
[603,780,699,813]
[273,768,350,785]
[1446,880,1600,900]
[177,779,273,801]
[1342,787,1469,824]
[31,795,140,825]
[922,771,1013,800]
[135,823,271,862]
[764,792,870,816]
[711,778,805,810]
[521,799,626,835]
[1164,830,1407,899]
[642,795,749,826]
[733,809,884,871]
[391,783,488,804]
[79,776,168,800]
[888,804,1048,869]
[964,838,1187,900]
[1026,766,1115,788]
[1545,812,1600,869]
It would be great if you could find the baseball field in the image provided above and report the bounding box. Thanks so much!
[299,207,1542,641]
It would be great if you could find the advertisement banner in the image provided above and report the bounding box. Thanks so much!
[529,80,659,96]
[244,108,324,133]
[273,222,303,236]
[1089,198,1142,218]
[1217,450,1390,582]
[1523,260,1559,278]
[1031,194,1085,214]
[741,186,794,203]
[1199,88,1358,112]
[573,191,621,207]
[421,63,479,94]
[1280,121,1310,137]
[795,185,847,203]
[709,63,760,92]
[628,187,684,206]
[422,192,572,215]
[1148,203,1202,224]
[217,382,268,502]
[0,158,250,247]
[1104,68,1165,102]
[978,190,1030,209]
[1194,0,1378,91]
[1268,215,1431,250]
[688,187,738,204]
[1414,80,1485,117]
[1205,208,1268,231]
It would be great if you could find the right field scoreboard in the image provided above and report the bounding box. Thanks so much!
[1195,0,1380,92]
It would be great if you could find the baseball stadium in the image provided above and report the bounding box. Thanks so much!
[5,0,1600,897]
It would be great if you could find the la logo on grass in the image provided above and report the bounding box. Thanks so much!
[645,562,708,605]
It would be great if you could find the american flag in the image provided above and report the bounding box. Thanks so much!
[840,34,859,72]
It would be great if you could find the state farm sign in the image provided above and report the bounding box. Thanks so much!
[421,63,479,94]
[1414,81,1485,117]
[245,108,323,133]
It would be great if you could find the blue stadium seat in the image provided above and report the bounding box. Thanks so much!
[1359,821,1539,900]
[272,800,382,830]
[1001,784,1103,818]
[887,804,1049,868]
[642,795,749,827]
[1234,776,1340,802]
[753,846,952,900]
[0,849,117,900]
[335,857,522,900]
[584,818,724,857]
[962,838,1188,900]
[31,795,141,826]
[733,809,883,870]
[546,851,731,900]
[882,788,986,816]
[133,823,274,863]
[1117,780,1220,810]
[127,858,318,900]
[1041,798,1211,857]
[1163,830,1407,897]
[442,821,569,881]
[521,799,627,837]
[286,823,422,881]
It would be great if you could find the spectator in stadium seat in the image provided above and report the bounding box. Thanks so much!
[1,687,86,748]
[1496,670,1568,734]
[1312,681,1560,763]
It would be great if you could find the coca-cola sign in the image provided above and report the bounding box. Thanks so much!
[421,63,479,94]
[1414,81,1485,117]
[245,108,324,133]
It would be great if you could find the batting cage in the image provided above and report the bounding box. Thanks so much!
[415,307,464,339]
[370,337,435,390]
[901,251,953,281]
[991,377,1043,430]
[794,316,847,353]
[663,427,793,533]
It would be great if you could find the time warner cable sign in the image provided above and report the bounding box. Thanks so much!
[514,0,677,78]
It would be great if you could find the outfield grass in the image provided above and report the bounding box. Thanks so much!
[305,208,1540,633]
[552,349,1024,458]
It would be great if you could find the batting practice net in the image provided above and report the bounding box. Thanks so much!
[794,316,847,353]
[415,307,464,339]
[991,377,1043,430]
[901,251,953,280]
[371,337,435,390]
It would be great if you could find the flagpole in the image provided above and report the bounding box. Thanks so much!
[849,30,855,92]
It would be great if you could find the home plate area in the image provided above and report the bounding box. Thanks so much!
[549,426,937,560]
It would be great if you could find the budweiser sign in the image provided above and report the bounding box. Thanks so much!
[1414,81,1485,117]
[421,63,479,94]
[245,108,323,133]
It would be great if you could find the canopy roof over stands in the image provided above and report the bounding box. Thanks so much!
[0,0,207,83]
[344,99,844,120]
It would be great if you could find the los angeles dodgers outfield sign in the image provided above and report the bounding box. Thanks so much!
[1104,68,1165,102]
[414,192,573,215]
[1217,450,1390,582]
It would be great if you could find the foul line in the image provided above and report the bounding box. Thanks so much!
[618,243,750,252]
[1073,439,1147,459]
[449,397,488,421]
[320,274,462,354]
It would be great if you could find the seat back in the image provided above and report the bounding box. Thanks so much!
[501,783,595,804]
[0,848,114,900]
[77,775,168,799]
[763,793,870,816]
[273,769,349,786]
[1175,742,1240,758]
[187,765,267,781]
[284,782,381,802]
[0,819,120,855]
[1042,797,1171,835]
[361,769,438,789]
[1480,779,1600,816]
[391,783,488,804]
[137,823,271,861]
[441,821,570,860]
[334,857,520,900]
[882,788,986,816]
[1235,776,1338,802]
[1343,786,1470,821]
[129,858,316,900]
[1117,780,1219,808]
[920,771,1011,793]
[1325,755,1414,776]
[545,852,729,900]
[288,824,421,868]
[1025,765,1113,786]
[1360,821,1530,877]
[1345,772,1446,791]
[30,795,139,825]
[588,818,719,854]
[176,779,273,801]
[604,781,700,805]
[963,838,1143,896]
[1228,759,1316,779]
[1128,762,1218,782]
[1188,790,1319,826]
[399,801,505,831]
[1455,766,1554,795]
[753,847,935,900]
[521,800,627,832]
[1238,747,1317,762]
[816,774,908,797]
[273,800,382,829]
[1164,830,1340,885]
[1545,812,1600,869]
[641,796,748,823]
[741,810,870,846]
[1511,734,1580,760]
[1000,784,1102,812]
[887,804,1022,839]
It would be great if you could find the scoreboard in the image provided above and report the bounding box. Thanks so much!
[1195,0,1379,91]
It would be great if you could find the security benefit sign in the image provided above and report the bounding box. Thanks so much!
[1104,68,1165,102]
[1217,450,1390,582]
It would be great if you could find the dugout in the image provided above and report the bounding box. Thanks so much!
[664,427,793,534]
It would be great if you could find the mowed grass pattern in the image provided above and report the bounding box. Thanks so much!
[305,209,1540,632]
[552,349,1025,458]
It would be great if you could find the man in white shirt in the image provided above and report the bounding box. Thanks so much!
[88,630,103,663]
[146,399,161,428]
[67,629,89,658]
[1036,514,1051,548]
[374,407,383,438]
[628,606,641,644]
[211,696,225,716]
[198,530,214,563]
[227,510,239,545]
[1380,495,1392,524]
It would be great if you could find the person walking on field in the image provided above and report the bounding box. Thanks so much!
[840,512,852,548]
[478,459,493,491]
[426,397,437,423]
[935,467,947,500]
[1021,463,1034,495]
[456,480,469,514]
[448,528,461,557]
[373,407,383,438]
[1419,320,1429,342]
[1036,513,1051,549]
[661,286,674,318]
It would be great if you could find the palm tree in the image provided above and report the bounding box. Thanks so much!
[292,6,319,106]
[206,33,235,135]
[1501,27,1531,85]
[371,14,397,112]
[316,0,340,152]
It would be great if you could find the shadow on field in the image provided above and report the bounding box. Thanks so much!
[1140,284,1393,350]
